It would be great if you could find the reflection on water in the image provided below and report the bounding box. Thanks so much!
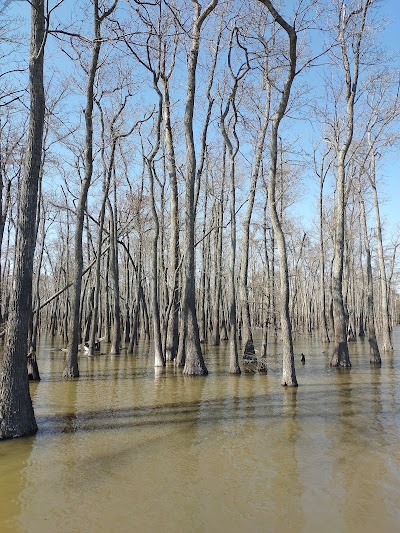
[1,328,400,532]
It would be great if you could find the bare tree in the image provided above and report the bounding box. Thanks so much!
[330,0,372,367]
[63,0,118,378]
[257,0,298,386]
[181,0,218,376]
[0,0,46,438]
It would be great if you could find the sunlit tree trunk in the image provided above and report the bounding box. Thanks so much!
[162,75,180,362]
[240,52,271,358]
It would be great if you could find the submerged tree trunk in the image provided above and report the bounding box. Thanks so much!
[331,150,351,367]
[0,0,45,438]
[107,196,122,355]
[211,159,225,347]
[163,77,180,362]
[318,165,331,343]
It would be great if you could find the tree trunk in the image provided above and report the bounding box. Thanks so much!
[162,75,180,362]
[181,0,217,376]
[359,188,381,364]
[368,145,393,353]
[318,171,330,343]
[330,0,370,366]
[259,0,298,386]
[63,0,118,378]
[331,150,351,367]
[240,71,270,357]
[0,0,45,438]
[107,196,122,355]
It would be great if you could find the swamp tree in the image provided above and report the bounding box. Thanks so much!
[63,0,118,378]
[257,0,298,386]
[0,0,46,438]
[180,0,218,375]
[330,0,372,367]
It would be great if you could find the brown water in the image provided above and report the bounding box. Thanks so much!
[1,328,400,533]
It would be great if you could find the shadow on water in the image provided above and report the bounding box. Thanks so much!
[34,381,397,438]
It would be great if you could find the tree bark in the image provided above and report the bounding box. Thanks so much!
[181,0,217,376]
[330,0,371,367]
[359,187,381,364]
[258,0,298,386]
[63,0,118,377]
[0,0,45,438]
[368,144,393,353]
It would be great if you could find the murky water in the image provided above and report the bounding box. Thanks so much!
[1,327,400,533]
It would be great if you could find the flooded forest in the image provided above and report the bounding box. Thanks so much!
[0,0,400,512]
[0,0,399,449]
[1,1,400,531]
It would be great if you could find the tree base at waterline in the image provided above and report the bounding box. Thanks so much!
[229,364,241,375]
[281,379,298,387]
[0,392,37,440]
[330,342,351,367]
[257,358,268,373]
[182,360,208,376]
[62,366,80,379]
[369,338,381,365]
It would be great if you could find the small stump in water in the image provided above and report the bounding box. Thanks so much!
[27,352,40,381]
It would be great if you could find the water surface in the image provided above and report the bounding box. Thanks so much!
[1,328,399,532]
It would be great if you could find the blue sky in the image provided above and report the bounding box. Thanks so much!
[5,0,400,239]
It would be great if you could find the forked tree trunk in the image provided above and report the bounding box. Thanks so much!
[0,0,45,439]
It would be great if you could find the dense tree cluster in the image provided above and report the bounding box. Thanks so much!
[0,0,399,438]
